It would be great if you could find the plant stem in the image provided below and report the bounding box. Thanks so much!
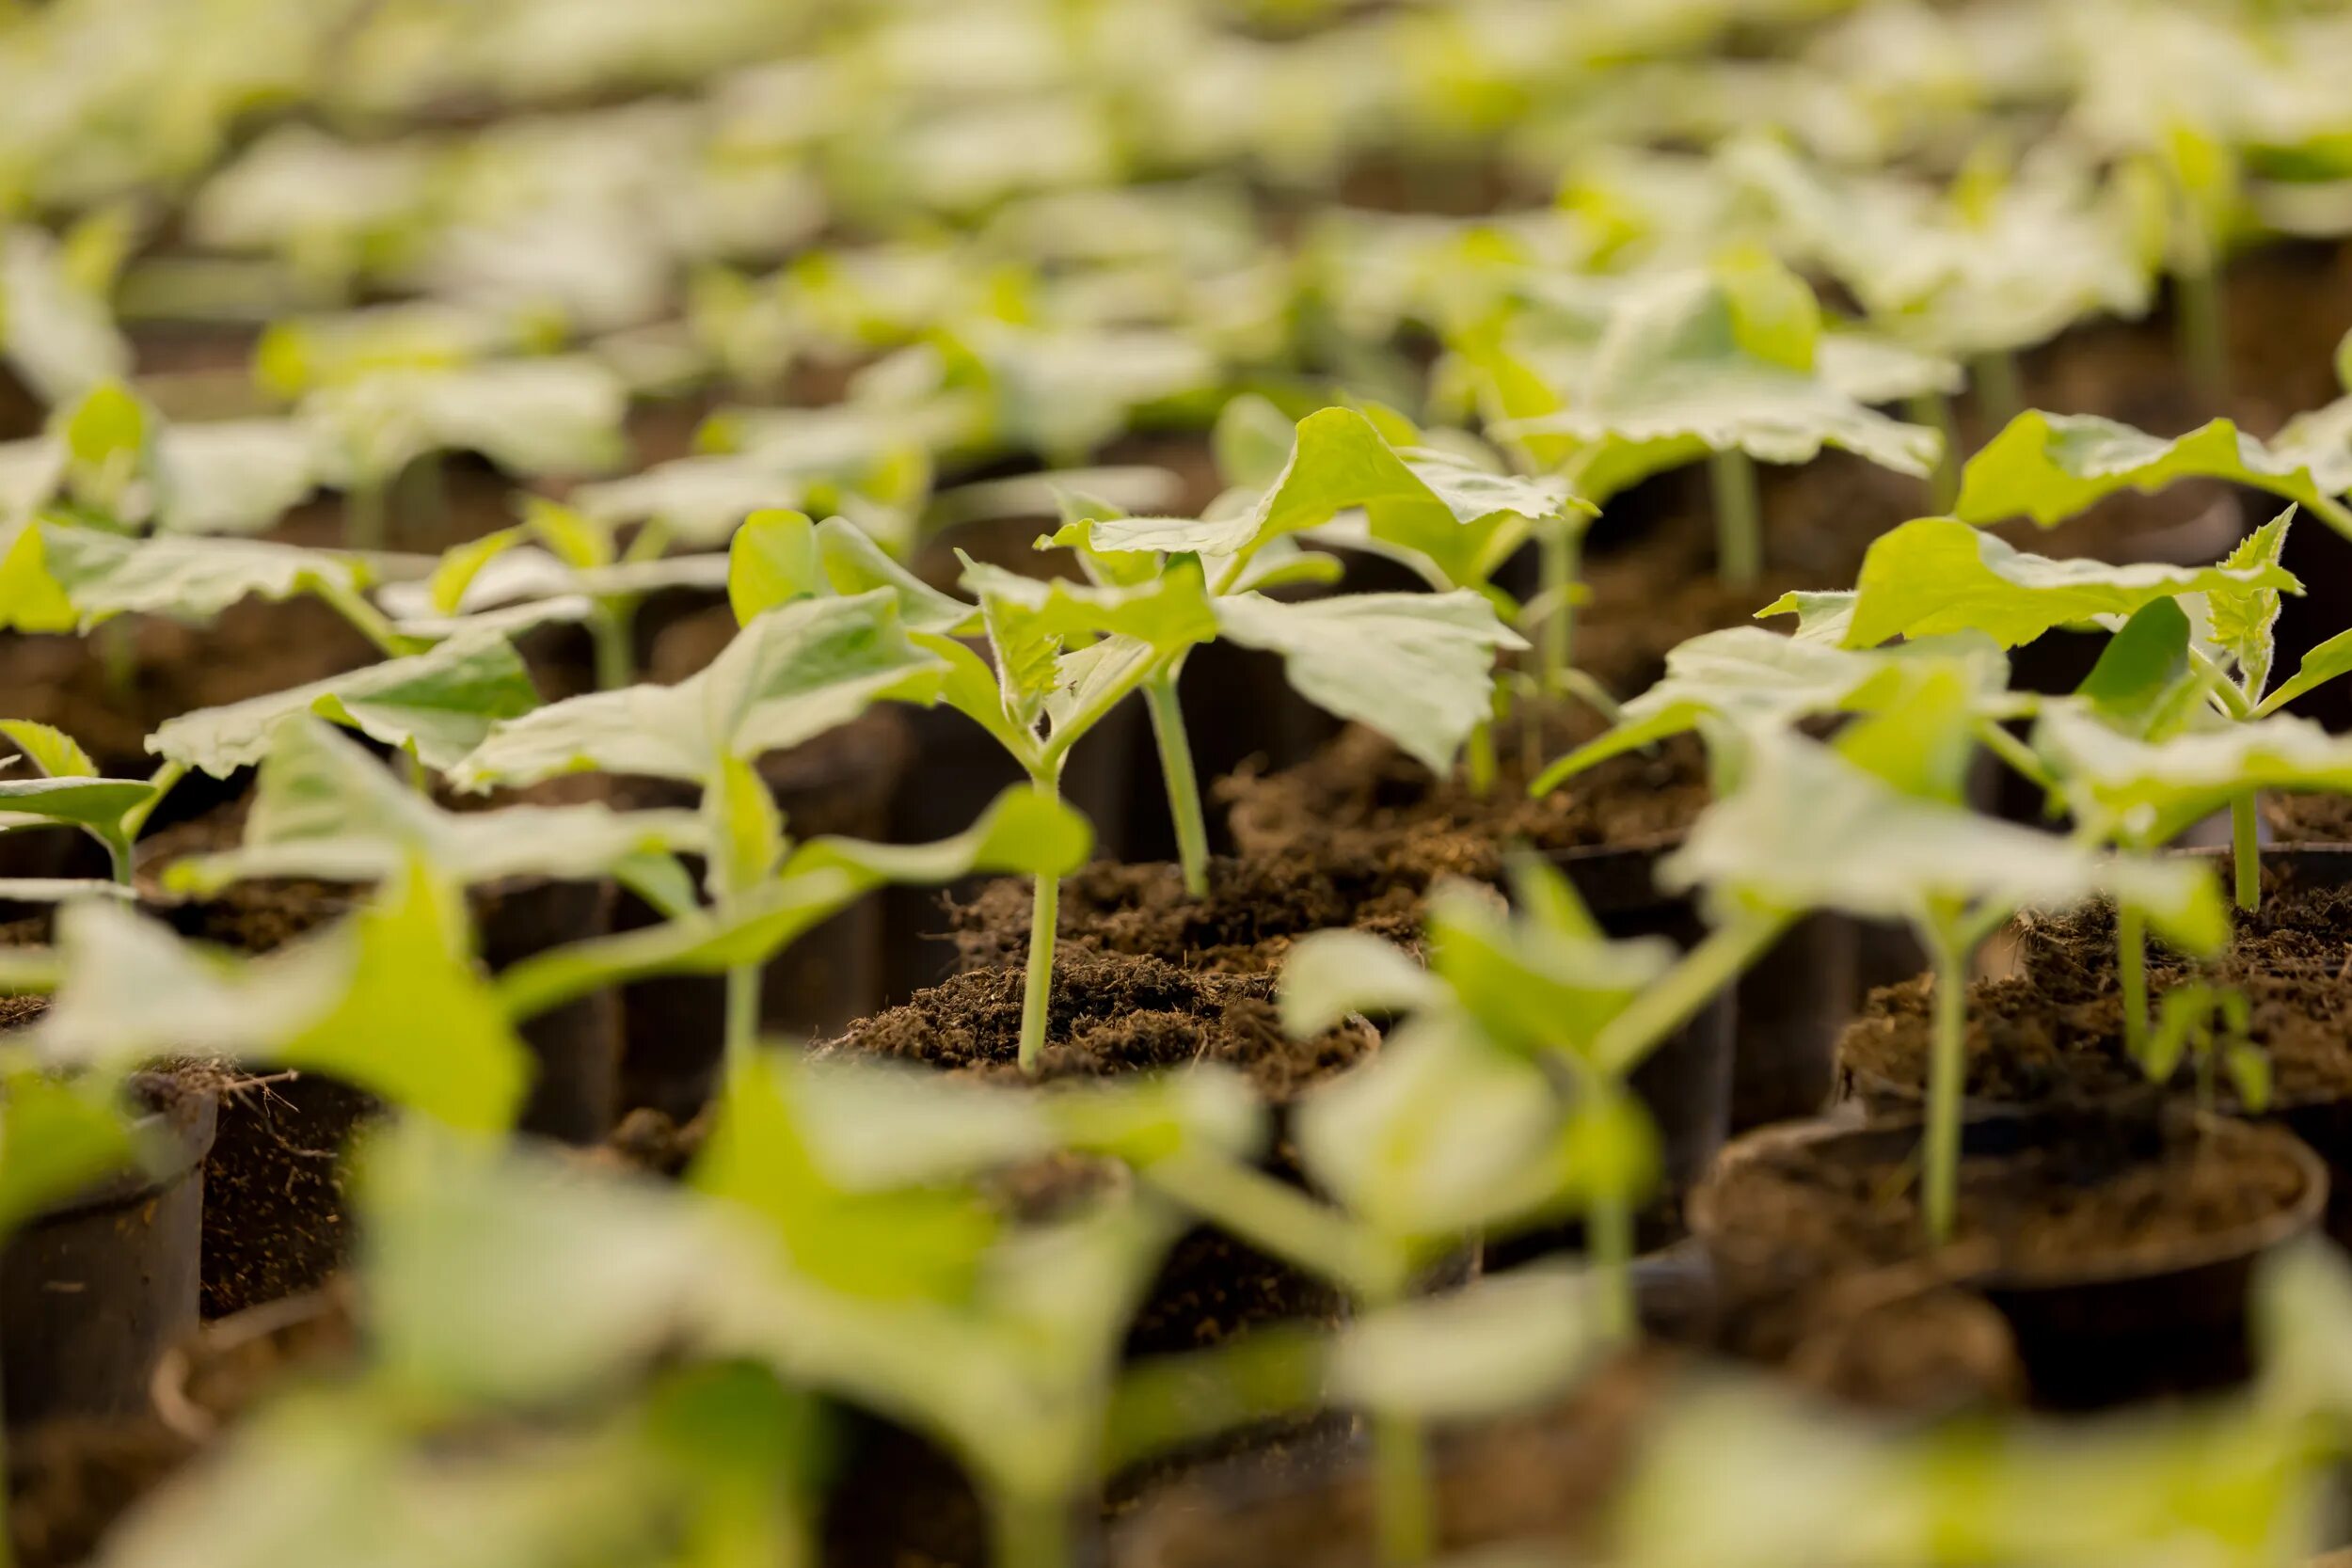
[2177,261,2230,413]
[97,618,135,705]
[1906,389,1962,512]
[347,478,387,554]
[985,1487,1069,1568]
[118,759,184,845]
[1143,672,1209,899]
[2118,901,2149,1063]
[723,962,760,1085]
[1018,768,1063,1076]
[2232,790,2261,911]
[589,601,635,692]
[1372,1405,1435,1567]
[1974,720,2056,803]
[312,577,414,660]
[1922,927,1971,1244]
[1589,1180,1634,1344]
[1972,350,2023,429]
[1537,523,1578,693]
[1708,448,1762,589]
[1464,720,1496,800]
[1587,913,1787,1077]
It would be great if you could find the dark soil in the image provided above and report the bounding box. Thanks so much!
[946,854,1430,978]
[1219,711,1710,876]
[1838,877,2352,1113]
[2265,792,2352,847]
[1112,1354,1661,1568]
[198,1069,378,1319]
[818,951,1375,1100]
[1698,1110,2312,1286]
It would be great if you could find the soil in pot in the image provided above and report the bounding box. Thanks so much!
[1109,1352,1663,1568]
[1694,1105,2324,1408]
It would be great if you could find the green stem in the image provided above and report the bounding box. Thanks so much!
[1975,720,2056,803]
[2232,790,2261,911]
[117,759,184,846]
[2118,901,2149,1064]
[1143,672,1209,900]
[1139,1151,1405,1300]
[347,478,387,554]
[1537,524,1578,694]
[1589,1180,1634,1344]
[1922,926,1972,1244]
[97,618,136,705]
[1018,768,1063,1076]
[2178,261,2230,413]
[311,577,414,660]
[723,962,760,1085]
[984,1487,1069,1568]
[1708,448,1763,589]
[589,601,635,692]
[1587,913,1788,1077]
[1972,350,2024,429]
[1372,1405,1435,1567]
[1907,389,1963,512]
[1464,720,1496,800]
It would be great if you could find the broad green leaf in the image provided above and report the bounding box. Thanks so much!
[1211,392,1296,491]
[0,775,153,842]
[0,720,96,780]
[1661,723,2227,956]
[2207,508,2293,702]
[448,592,944,791]
[58,380,150,513]
[807,515,974,635]
[270,859,532,1132]
[151,631,542,778]
[1425,879,1677,1074]
[160,719,704,895]
[707,750,785,897]
[959,556,1218,658]
[2258,626,2352,718]
[1955,412,2345,529]
[1779,517,2298,651]
[427,527,527,616]
[2074,599,2197,736]
[38,525,374,628]
[521,497,612,572]
[783,784,1090,890]
[151,420,321,538]
[1213,591,1526,774]
[727,509,821,628]
[1330,1265,1604,1420]
[305,358,628,485]
[0,1071,136,1238]
[2037,707,2352,848]
[0,227,129,404]
[1279,929,1445,1037]
[1531,627,2014,792]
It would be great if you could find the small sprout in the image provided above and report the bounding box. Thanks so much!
[2141,981,2267,1114]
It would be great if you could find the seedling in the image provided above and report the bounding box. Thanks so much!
[0,720,167,883]
[2144,981,2268,1114]
[1661,676,2226,1242]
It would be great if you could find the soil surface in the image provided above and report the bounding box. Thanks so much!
[819,951,1375,1101]
[947,854,1430,977]
[1219,711,1711,878]
[1838,876,2352,1113]
[1698,1109,2312,1285]
[1112,1353,1661,1568]
[2265,792,2352,847]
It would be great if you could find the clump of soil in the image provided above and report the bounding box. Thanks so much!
[947,853,1431,977]
[819,951,1375,1101]
[1219,714,1710,877]
[1838,876,2352,1112]
[1699,1109,2312,1285]
[1113,1354,1662,1568]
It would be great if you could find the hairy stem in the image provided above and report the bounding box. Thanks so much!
[311,577,413,660]
[1018,768,1063,1076]
[1708,448,1762,589]
[1537,524,1579,694]
[723,962,760,1085]
[2232,790,2261,911]
[1922,926,1971,1243]
[2118,901,2149,1064]
[984,1487,1069,1568]
[1144,672,1209,899]
[1972,350,2023,429]
[1906,389,1963,512]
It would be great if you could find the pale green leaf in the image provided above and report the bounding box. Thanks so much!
[1279,929,1445,1037]
[783,784,1090,890]
[2037,707,2352,848]
[0,1071,137,1239]
[727,509,820,627]
[1330,1265,1605,1420]
[0,720,96,780]
[1956,412,2344,529]
[40,525,373,628]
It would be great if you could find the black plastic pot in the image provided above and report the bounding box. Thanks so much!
[2,1071,217,1427]
[474,874,620,1143]
[1727,911,1853,1132]
[1692,1104,2328,1411]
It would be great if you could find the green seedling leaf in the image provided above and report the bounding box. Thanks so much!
[2036,707,2352,848]
[1531,626,2015,792]
[1956,412,2349,530]
[728,513,971,636]
[1329,1265,1605,1421]
[159,718,705,895]
[1214,591,1526,774]
[2255,625,2352,717]
[0,227,129,404]
[960,556,1218,660]
[2074,599,2197,736]
[727,509,822,628]
[0,720,95,781]
[784,784,1090,891]
[520,497,612,572]
[448,591,944,790]
[1764,516,2298,651]
[1279,929,1446,1037]
[2207,509,2294,703]
[306,357,628,485]
[0,1070,137,1238]
[1661,721,2227,956]
[150,419,321,538]
[152,630,542,778]
[33,524,379,629]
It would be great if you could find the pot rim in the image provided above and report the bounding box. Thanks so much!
[1690,1104,2328,1293]
[27,1068,219,1225]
